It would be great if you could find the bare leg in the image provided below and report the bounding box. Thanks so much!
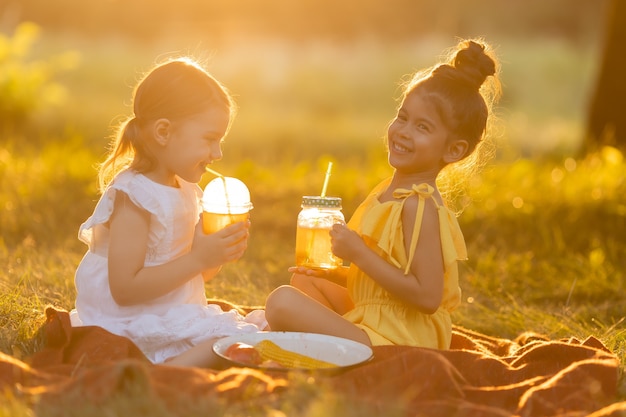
[265,285,371,346]
[290,273,354,314]
[165,338,229,369]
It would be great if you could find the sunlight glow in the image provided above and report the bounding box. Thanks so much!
[551,167,564,183]
[589,248,605,268]
[591,188,603,200]
[601,146,624,166]
[564,158,577,172]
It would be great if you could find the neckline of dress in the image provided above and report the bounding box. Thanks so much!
[136,172,184,192]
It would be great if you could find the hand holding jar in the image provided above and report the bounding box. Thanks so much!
[295,196,345,270]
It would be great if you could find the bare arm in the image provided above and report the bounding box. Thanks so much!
[107,192,249,306]
[330,196,444,314]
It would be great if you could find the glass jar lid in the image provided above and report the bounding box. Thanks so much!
[301,196,342,208]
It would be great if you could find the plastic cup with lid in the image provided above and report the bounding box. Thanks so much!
[202,177,253,234]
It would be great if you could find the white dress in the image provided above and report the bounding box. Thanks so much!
[70,169,266,363]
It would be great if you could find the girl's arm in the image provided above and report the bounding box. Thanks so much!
[330,196,444,314]
[196,219,223,282]
[107,192,249,306]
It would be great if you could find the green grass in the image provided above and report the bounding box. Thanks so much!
[1,140,625,413]
[1,31,625,414]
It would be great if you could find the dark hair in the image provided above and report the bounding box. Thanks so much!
[403,39,501,156]
[98,57,236,191]
[399,39,502,213]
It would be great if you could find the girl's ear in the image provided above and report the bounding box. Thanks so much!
[443,139,469,164]
[153,118,171,146]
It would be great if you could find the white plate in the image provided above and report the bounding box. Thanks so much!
[213,331,373,370]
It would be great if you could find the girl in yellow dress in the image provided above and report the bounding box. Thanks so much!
[265,38,502,349]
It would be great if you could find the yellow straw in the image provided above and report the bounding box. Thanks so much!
[320,162,333,197]
[205,167,224,177]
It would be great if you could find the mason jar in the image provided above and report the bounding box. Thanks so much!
[295,196,345,270]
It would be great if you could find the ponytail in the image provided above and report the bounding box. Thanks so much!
[98,117,135,192]
[96,56,236,192]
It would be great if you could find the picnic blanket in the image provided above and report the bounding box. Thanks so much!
[2,305,624,416]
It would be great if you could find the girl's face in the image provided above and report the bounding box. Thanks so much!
[156,106,231,186]
[387,91,452,177]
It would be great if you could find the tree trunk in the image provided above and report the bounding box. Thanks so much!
[586,0,626,152]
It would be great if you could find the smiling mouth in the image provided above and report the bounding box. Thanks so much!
[392,141,411,153]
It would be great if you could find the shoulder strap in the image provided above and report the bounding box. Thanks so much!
[392,184,435,275]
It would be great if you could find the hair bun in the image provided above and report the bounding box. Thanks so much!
[452,40,496,90]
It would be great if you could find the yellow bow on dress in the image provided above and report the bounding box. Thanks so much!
[392,184,435,274]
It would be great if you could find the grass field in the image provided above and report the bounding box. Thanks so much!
[1,30,625,414]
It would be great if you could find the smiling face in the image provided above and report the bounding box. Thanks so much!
[387,91,453,179]
[149,106,231,186]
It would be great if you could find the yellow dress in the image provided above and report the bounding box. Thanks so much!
[342,177,467,349]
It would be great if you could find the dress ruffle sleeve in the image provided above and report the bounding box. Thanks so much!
[439,205,468,269]
[78,170,171,254]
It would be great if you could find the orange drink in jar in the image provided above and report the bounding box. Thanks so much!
[295,196,344,270]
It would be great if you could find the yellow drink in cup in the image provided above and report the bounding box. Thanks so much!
[202,212,250,235]
[202,177,253,234]
[295,196,345,270]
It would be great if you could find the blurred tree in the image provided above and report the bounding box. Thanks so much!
[0,22,79,137]
[586,0,626,152]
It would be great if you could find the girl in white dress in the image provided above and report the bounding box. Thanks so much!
[70,57,266,367]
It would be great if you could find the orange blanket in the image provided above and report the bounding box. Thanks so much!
[2,306,624,416]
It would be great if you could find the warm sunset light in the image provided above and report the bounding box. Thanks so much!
[1,0,625,415]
